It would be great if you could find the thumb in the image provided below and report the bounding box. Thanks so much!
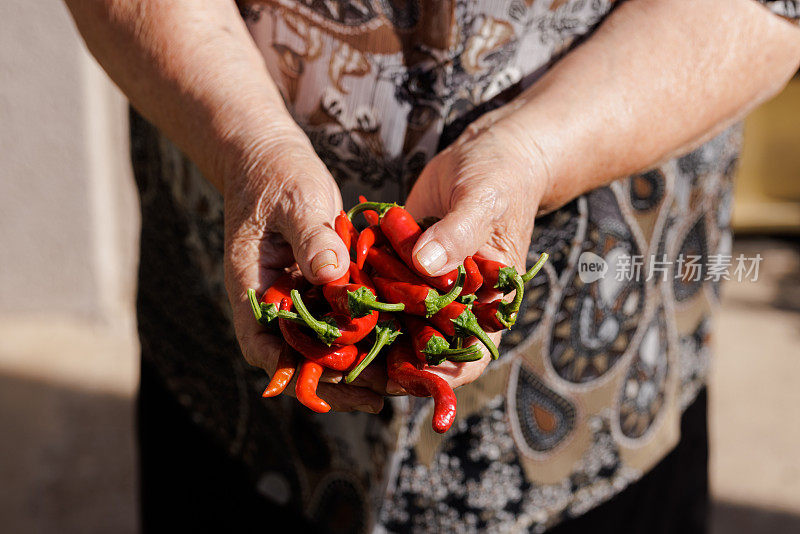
[279,198,350,285]
[411,188,498,276]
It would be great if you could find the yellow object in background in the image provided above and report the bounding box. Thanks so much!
[734,77,800,234]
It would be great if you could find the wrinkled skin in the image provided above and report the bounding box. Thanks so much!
[65,0,800,409]
[223,135,388,413]
[395,115,551,391]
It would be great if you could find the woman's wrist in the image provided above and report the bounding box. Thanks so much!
[217,112,313,197]
[492,113,556,215]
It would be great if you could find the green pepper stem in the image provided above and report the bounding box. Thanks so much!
[425,265,465,316]
[452,309,499,360]
[494,305,517,329]
[347,286,405,317]
[520,252,549,283]
[499,275,526,321]
[364,300,406,313]
[345,322,401,383]
[262,304,311,326]
[346,201,400,221]
[443,345,483,362]
[247,289,263,322]
[289,289,341,345]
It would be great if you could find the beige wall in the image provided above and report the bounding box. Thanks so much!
[0,0,139,324]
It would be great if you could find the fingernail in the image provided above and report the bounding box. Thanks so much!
[386,380,406,396]
[355,403,382,414]
[416,241,447,274]
[311,249,338,276]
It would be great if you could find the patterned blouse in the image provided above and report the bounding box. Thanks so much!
[130,1,799,532]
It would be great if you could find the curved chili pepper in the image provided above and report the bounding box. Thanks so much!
[344,317,402,383]
[355,225,384,269]
[348,202,459,291]
[295,359,330,413]
[429,302,500,360]
[291,290,378,345]
[262,348,296,397]
[404,316,482,365]
[358,195,380,226]
[386,343,457,434]
[278,299,358,370]
[462,256,484,295]
[373,265,465,317]
[335,210,359,252]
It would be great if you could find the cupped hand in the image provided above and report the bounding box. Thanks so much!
[222,133,385,413]
[403,110,553,388]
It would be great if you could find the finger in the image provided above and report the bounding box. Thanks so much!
[347,363,389,395]
[320,369,343,383]
[316,383,385,414]
[411,180,500,276]
[424,334,498,389]
[225,219,296,374]
[239,328,284,372]
[274,180,350,285]
[270,364,383,414]
[385,379,407,396]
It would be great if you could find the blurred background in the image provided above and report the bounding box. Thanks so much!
[1,2,798,533]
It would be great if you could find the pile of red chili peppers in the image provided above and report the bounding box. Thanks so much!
[248,197,548,433]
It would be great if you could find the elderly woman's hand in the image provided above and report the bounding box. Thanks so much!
[223,132,385,413]
[403,111,552,388]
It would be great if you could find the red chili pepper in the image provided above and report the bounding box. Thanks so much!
[469,253,549,330]
[295,359,330,413]
[358,195,380,226]
[372,265,465,317]
[462,256,483,294]
[247,272,306,328]
[344,317,402,383]
[248,286,312,327]
[348,202,459,291]
[364,246,424,283]
[335,210,359,252]
[429,301,499,360]
[355,225,384,270]
[345,262,371,288]
[291,290,378,345]
[386,342,457,434]
[404,316,482,365]
[473,252,549,293]
[323,283,405,318]
[278,299,358,370]
[472,299,519,332]
[262,348,296,397]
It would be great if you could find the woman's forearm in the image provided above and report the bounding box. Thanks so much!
[64,0,302,192]
[500,0,800,212]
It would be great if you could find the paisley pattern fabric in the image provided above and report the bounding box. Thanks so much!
[131,1,798,532]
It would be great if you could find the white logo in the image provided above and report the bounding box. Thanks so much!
[578,251,608,283]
